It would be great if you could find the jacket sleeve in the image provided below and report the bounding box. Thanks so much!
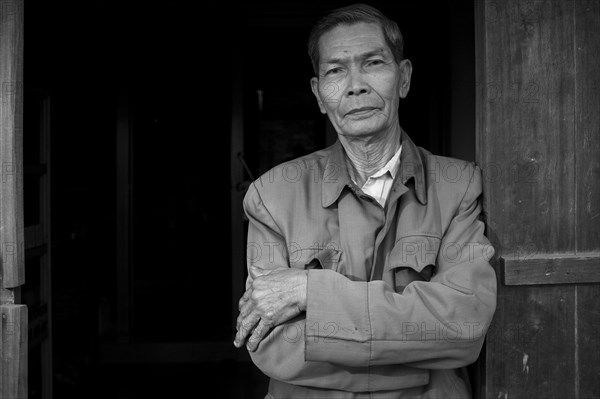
[243,182,430,392]
[304,164,498,369]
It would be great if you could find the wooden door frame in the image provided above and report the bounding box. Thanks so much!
[0,0,28,397]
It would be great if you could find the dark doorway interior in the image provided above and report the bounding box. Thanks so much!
[25,1,475,398]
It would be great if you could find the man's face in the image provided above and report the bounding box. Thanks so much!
[311,22,412,139]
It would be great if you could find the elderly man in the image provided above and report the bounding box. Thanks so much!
[233,3,497,398]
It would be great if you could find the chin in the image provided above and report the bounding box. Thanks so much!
[339,122,384,138]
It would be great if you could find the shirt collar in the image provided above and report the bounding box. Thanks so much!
[321,128,427,207]
[369,143,402,180]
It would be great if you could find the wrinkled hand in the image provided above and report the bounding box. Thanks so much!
[234,266,308,351]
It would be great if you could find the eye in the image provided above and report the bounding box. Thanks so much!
[325,67,342,76]
[366,59,384,66]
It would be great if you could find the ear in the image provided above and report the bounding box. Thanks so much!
[310,77,327,114]
[398,59,413,99]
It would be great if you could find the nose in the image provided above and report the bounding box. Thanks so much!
[346,67,369,97]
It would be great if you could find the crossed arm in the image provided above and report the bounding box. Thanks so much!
[233,265,308,352]
[233,166,497,392]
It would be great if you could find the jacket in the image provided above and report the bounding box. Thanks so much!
[242,129,497,398]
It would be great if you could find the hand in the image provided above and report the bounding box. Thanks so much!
[234,266,308,351]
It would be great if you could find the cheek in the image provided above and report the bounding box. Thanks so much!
[375,74,402,102]
[319,81,344,108]
[379,85,401,109]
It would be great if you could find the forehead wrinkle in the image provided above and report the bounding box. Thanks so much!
[323,47,387,65]
[322,48,390,73]
[319,23,387,56]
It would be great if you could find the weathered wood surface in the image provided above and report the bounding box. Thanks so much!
[501,254,600,285]
[1,2,27,398]
[475,0,600,397]
[0,304,27,399]
[0,0,25,289]
[573,0,600,397]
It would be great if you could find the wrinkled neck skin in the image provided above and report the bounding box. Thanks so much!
[338,123,401,188]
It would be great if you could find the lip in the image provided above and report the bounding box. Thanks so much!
[345,107,379,118]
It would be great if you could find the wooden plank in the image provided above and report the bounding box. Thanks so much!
[575,0,600,255]
[574,0,600,397]
[475,0,580,397]
[501,254,600,285]
[0,2,27,395]
[478,0,577,255]
[0,0,25,289]
[486,285,575,398]
[577,284,600,399]
[0,304,28,399]
[0,288,16,305]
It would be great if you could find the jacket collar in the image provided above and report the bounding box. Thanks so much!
[321,128,427,207]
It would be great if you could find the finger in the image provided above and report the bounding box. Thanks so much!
[236,312,243,331]
[236,298,254,331]
[233,311,260,348]
[234,316,254,348]
[239,295,254,317]
[238,288,252,310]
[246,319,272,352]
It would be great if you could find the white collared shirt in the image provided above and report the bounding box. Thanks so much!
[352,144,402,207]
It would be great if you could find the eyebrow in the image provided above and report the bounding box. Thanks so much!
[322,48,387,65]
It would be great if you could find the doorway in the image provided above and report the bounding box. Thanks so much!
[21,1,476,397]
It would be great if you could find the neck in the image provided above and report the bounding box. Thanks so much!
[339,125,401,188]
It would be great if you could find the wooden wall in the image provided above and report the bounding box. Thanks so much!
[475,0,600,397]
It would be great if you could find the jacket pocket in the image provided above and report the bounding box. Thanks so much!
[289,246,342,271]
[387,234,441,293]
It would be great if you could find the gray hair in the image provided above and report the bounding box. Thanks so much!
[307,3,405,75]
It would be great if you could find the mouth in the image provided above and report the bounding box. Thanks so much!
[345,107,379,117]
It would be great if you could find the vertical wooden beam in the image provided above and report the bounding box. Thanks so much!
[0,0,27,395]
[476,0,600,397]
[574,1,600,249]
[116,90,132,343]
[476,0,575,397]
[574,1,600,398]
[0,304,27,399]
[230,46,245,331]
[0,0,25,290]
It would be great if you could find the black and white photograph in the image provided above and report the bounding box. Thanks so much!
[0,0,599,398]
